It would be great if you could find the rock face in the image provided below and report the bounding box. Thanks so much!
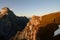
[0,10,60,40]
[0,10,29,40]
[12,12,60,40]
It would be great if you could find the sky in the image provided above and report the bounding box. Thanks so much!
[0,0,60,16]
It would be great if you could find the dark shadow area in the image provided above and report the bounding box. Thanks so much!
[0,7,29,40]
[36,23,58,40]
[52,34,60,40]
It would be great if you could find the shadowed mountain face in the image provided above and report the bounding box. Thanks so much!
[36,23,58,40]
[0,9,29,40]
[16,16,29,31]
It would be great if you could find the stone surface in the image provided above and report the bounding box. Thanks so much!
[0,10,29,40]
[0,10,60,40]
[13,12,60,40]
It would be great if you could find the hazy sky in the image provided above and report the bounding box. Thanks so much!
[0,0,60,16]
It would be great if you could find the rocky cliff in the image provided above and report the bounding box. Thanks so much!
[12,12,60,40]
[0,9,60,40]
[0,11,29,40]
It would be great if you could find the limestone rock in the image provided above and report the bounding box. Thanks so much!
[13,12,60,40]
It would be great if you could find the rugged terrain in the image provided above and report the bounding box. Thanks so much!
[12,12,60,40]
[0,12,60,40]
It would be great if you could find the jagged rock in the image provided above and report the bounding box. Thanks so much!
[0,7,29,40]
[16,16,29,31]
[12,12,60,40]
